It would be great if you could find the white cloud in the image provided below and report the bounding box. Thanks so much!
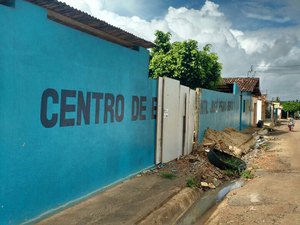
[246,13,291,23]
[60,0,103,13]
[60,0,300,100]
[239,0,299,26]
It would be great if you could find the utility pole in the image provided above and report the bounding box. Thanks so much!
[247,65,256,77]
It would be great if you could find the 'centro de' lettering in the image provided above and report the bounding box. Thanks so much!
[40,88,156,128]
[40,88,125,128]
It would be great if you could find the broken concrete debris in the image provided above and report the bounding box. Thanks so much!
[202,128,257,158]
[200,182,216,189]
[137,127,269,196]
[200,182,209,187]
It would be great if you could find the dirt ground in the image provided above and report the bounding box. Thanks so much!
[203,120,300,225]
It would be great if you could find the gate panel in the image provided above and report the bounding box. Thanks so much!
[161,77,180,163]
[179,86,190,156]
[187,90,196,154]
[155,77,163,164]
[155,77,196,163]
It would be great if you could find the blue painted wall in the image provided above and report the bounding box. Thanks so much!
[198,84,252,142]
[240,92,252,130]
[0,1,157,224]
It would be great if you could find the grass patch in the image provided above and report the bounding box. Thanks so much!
[224,166,245,177]
[222,157,246,177]
[159,172,177,180]
[225,169,240,177]
[224,158,242,168]
[186,177,197,188]
[241,170,254,179]
[263,143,271,150]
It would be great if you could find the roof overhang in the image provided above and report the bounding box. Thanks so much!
[25,0,155,50]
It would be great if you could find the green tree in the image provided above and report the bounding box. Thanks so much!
[152,30,171,54]
[282,101,300,116]
[149,31,222,89]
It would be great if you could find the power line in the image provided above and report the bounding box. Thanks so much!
[256,70,300,73]
[257,72,300,75]
[256,65,300,68]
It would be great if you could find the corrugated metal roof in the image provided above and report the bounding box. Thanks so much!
[25,0,155,49]
[222,77,261,96]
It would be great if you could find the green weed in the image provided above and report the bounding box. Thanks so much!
[241,170,254,179]
[224,158,241,167]
[186,177,198,188]
[225,169,240,177]
[159,172,177,180]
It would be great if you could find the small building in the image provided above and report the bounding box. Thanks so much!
[221,77,262,128]
[261,94,268,121]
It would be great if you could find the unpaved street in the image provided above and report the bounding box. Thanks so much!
[204,121,300,225]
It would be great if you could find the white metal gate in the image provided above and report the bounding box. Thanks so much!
[156,77,196,164]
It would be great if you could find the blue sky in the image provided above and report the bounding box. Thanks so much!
[213,0,299,30]
[61,0,300,100]
[100,0,300,30]
[105,0,204,20]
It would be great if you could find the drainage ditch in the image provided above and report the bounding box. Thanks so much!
[177,180,244,225]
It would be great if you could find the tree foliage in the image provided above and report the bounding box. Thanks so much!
[282,101,300,113]
[149,30,222,89]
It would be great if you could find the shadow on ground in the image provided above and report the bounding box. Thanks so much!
[268,129,289,136]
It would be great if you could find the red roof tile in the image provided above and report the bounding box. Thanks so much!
[222,77,261,96]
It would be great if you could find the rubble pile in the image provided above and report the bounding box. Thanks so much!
[202,128,256,157]
[140,127,266,192]
[140,149,232,191]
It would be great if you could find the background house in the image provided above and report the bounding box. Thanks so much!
[222,77,262,128]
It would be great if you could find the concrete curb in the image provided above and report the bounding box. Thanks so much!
[136,187,201,225]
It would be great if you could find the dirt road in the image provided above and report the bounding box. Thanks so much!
[204,121,300,225]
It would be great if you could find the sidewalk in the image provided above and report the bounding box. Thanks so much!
[36,151,230,225]
[37,174,189,225]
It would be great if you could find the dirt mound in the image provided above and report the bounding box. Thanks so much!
[202,128,256,157]
[142,128,258,191]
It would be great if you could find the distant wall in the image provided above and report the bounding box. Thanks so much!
[198,84,241,142]
[251,97,262,125]
[257,100,262,123]
[252,97,257,126]
[0,1,157,224]
[241,92,252,130]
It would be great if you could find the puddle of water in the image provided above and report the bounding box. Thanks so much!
[216,180,244,202]
[177,180,244,225]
